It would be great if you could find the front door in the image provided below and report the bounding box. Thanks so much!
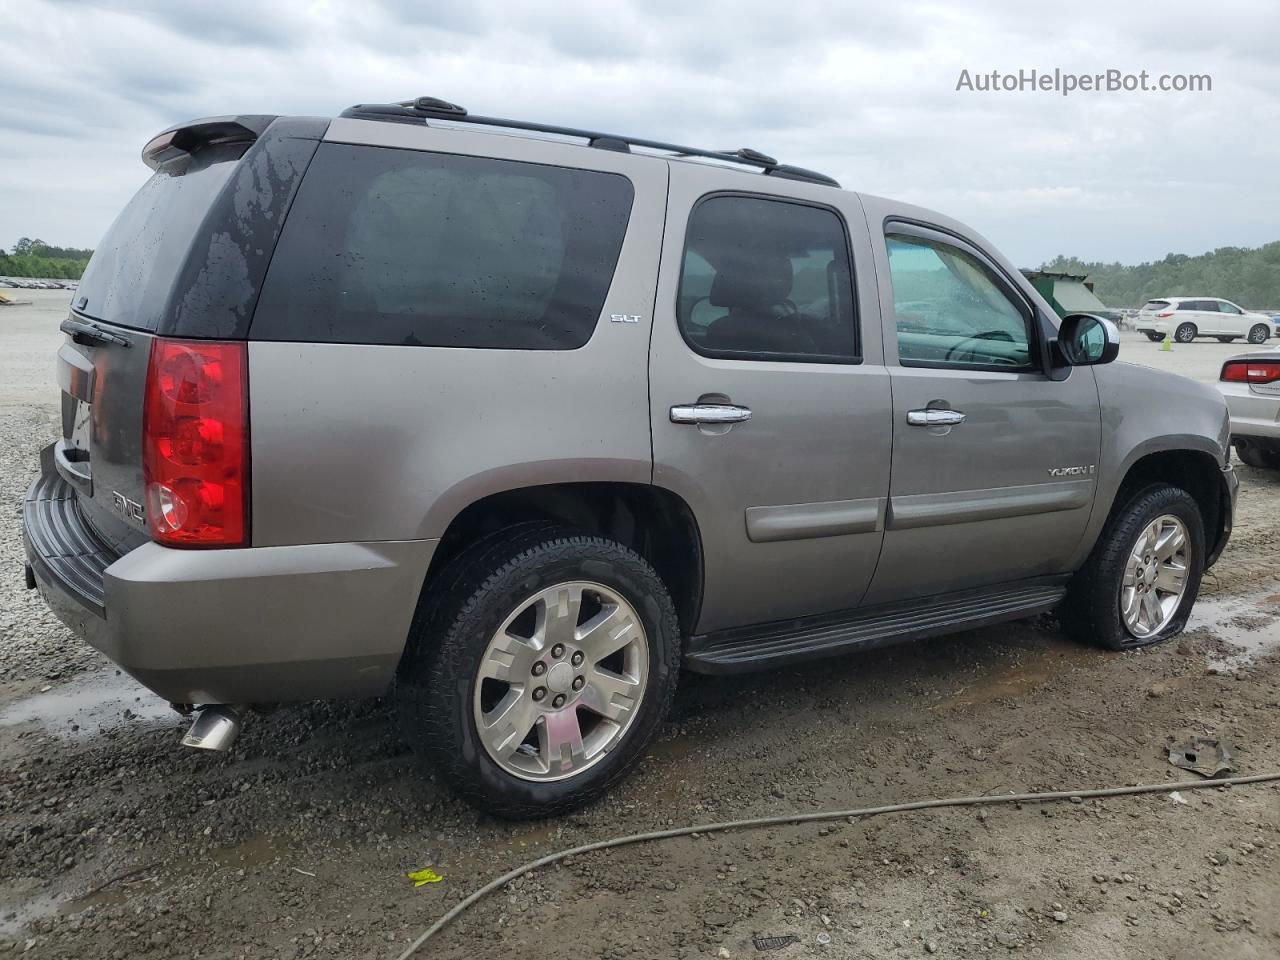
[861,218,1102,605]
[1213,300,1245,336]
[649,169,892,634]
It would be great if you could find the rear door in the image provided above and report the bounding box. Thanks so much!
[1177,300,1209,335]
[649,165,891,634]
[1193,300,1224,335]
[861,213,1102,605]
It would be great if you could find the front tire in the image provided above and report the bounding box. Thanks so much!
[1215,336,1237,343]
[1248,324,1270,344]
[1175,323,1197,343]
[1061,485,1204,651]
[396,525,681,819]
[1144,332,1165,342]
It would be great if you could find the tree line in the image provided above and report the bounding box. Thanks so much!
[6,232,1280,307]
[1040,241,1280,310]
[0,238,94,280]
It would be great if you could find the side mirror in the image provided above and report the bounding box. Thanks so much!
[1058,313,1120,366]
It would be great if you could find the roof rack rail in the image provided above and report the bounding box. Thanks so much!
[338,97,840,187]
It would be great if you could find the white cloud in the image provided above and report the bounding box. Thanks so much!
[1,0,1277,265]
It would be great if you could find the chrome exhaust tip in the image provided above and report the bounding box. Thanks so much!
[181,704,245,752]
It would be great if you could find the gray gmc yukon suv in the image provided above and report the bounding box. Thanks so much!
[23,97,1237,818]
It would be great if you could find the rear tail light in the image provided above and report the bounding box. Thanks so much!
[1221,359,1280,384]
[1155,311,1175,318]
[143,339,249,547]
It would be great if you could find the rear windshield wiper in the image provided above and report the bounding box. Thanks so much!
[60,317,132,348]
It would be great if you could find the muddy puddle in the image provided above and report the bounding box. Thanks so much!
[0,667,177,741]
[1188,589,1280,670]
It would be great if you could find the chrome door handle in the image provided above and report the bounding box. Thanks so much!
[907,408,966,427]
[670,403,753,425]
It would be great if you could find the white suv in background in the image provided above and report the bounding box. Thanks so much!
[1135,297,1277,344]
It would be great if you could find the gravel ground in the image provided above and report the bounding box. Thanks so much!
[2,290,1279,959]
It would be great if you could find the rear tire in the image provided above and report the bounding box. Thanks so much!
[1144,332,1165,342]
[1175,323,1197,343]
[1215,336,1237,343]
[1236,443,1280,469]
[396,524,681,819]
[1061,485,1204,651]
[1248,324,1270,344]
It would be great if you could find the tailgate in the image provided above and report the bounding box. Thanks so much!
[55,322,155,553]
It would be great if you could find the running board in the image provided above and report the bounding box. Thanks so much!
[684,578,1069,674]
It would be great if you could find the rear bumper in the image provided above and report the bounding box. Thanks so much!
[23,464,435,704]
[1218,381,1280,443]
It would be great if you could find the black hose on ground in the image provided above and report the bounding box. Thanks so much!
[396,771,1280,959]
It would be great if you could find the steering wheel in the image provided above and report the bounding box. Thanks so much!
[944,330,1019,364]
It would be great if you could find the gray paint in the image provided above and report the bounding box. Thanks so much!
[101,538,436,702]
[855,192,1103,605]
[22,111,1239,709]
[1067,360,1233,570]
[249,119,668,547]
[887,479,1093,529]
[649,160,891,632]
[745,496,885,542]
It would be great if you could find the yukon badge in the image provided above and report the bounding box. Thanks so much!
[1048,465,1096,477]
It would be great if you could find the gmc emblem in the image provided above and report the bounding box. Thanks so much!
[112,491,146,526]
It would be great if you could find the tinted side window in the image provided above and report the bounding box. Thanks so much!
[677,195,857,362]
[886,233,1033,369]
[252,143,634,349]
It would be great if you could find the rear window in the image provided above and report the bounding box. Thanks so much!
[1140,300,1170,311]
[251,143,634,349]
[74,142,247,330]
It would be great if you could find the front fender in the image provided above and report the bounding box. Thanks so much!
[1068,362,1231,569]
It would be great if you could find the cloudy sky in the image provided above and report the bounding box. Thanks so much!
[1,0,1277,267]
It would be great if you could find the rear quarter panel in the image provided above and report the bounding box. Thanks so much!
[247,122,668,546]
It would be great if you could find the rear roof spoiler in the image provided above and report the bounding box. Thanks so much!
[142,115,277,171]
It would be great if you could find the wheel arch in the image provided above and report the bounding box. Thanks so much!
[421,482,705,635]
[1097,447,1231,568]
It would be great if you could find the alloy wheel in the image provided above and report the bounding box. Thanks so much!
[472,581,649,781]
[1120,514,1190,639]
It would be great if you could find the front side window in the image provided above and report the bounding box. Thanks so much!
[677,195,857,362]
[886,233,1033,369]
[252,143,634,349]
[1217,300,1242,314]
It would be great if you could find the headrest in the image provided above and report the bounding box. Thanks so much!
[709,255,793,309]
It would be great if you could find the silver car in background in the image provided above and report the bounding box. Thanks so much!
[1219,351,1280,468]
